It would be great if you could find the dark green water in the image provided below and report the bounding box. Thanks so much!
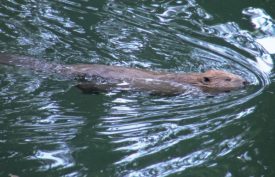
[1,0,275,176]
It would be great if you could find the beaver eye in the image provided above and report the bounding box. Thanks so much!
[225,78,231,82]
[203,77,211,83]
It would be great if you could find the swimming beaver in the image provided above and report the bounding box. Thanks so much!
[0,54,247,95]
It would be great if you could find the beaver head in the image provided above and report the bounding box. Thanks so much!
[197,70,248,93]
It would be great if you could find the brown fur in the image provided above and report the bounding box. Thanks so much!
[69,64,247,94]
[0,54,248,95]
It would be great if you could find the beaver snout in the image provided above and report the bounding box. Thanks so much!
[241,80,250,88]
[235,79,249,89]
[243,80,249,86]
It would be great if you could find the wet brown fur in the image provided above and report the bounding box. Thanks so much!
[0,54,247,95]
[71,64,247,94]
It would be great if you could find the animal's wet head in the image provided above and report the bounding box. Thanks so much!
[198,70,248,93]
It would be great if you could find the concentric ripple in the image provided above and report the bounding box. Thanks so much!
[0,0,272,177]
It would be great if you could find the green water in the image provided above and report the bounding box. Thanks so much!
[0,0,275,177]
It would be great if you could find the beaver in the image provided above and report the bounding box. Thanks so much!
[0,54,247,95]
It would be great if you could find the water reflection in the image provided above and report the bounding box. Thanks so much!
[0,0,273,176]
[0,68,84,175]
[95,90,257,176]
[32,144,75,170]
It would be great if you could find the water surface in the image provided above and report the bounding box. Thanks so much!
[1,0,275,176]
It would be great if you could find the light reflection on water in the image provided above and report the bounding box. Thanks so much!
[0,0,274,176]
[96,92,256,176]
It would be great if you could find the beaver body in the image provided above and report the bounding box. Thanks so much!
[0,54,247,95]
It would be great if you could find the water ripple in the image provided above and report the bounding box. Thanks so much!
[0,0,272,176]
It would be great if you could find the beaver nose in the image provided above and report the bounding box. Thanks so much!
[243,80,249,86]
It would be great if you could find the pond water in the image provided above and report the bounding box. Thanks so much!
[1,0,275,176]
